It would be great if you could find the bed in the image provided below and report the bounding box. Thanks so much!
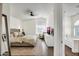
[10,29,37,47]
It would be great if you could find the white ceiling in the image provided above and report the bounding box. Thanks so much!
[63,3,79,16]
[10,3,54,20]
[10,3,79,20]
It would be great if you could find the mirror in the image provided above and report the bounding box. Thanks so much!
[1,14,11,56]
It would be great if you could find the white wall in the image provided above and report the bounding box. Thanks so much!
[63,15,72,48]
[46,11,54,28]
[10,16,22,29]
[22,19,36,35]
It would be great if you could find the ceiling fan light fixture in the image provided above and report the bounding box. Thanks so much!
[30,12,34,16]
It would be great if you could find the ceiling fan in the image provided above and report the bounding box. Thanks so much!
[30,11,34,16]
[24,9,35,16]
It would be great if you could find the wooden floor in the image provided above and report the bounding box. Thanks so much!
[65,45,79,56]
[10,39,79,56]
[11,39,54,56]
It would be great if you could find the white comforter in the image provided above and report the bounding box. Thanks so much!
[10,35,37,46]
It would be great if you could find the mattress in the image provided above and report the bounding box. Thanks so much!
[10,35,37,46]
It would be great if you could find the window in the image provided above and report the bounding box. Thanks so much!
[74,20,79,37]
[74,26,79,37]
[36,25,46,34]
[36,18,46,34]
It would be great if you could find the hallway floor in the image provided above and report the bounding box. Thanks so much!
[65,45,79,56]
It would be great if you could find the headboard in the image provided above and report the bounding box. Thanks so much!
[10,28,20,34]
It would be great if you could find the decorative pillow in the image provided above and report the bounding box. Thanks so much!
[13,32,19,37]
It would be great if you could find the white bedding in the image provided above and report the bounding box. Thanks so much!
[22,35,37,45]
[10,35,37,46]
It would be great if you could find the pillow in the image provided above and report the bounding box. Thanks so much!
[13,32,19,37]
